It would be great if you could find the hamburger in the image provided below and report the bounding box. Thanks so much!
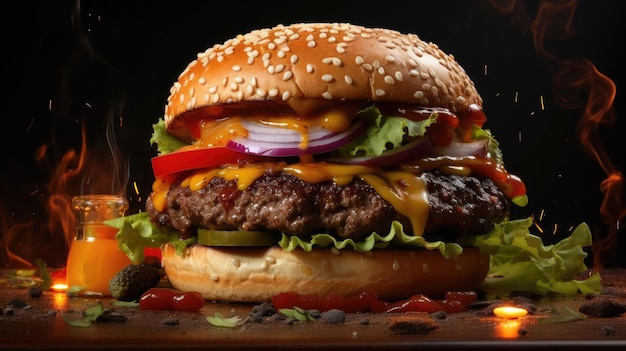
[118,23,537,302]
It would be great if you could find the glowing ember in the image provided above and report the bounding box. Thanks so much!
[495,319,523,339]
[493,306,528,318]
[51,283,68,292]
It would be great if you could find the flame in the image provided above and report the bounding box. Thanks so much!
[0,115,128,269]
[491,0,624,268]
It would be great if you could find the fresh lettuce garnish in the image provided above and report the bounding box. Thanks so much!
[105,213,192,264]
[279,220,463,259]
[150,119,189,155]
[339,105,436,157]
[469,218,601,295]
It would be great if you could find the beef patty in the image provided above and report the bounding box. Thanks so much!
[146,170,509,242]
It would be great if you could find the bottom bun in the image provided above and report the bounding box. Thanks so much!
[161,243,490,303]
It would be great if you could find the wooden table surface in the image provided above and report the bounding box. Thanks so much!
[1,269,625,350]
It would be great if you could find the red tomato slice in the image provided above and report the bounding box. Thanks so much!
[151,147,265,178]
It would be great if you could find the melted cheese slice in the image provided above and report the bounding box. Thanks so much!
[150,163,430,237]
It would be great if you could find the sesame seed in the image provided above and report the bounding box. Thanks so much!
[198,77,206,85]
[256,88,267,97]
[179,94,185,104]
[385,55,396,62]
[362,63,373,71]
[230,258,241,267]
[189,87,195,97]
[275,64,285,73]
[375,89,386,96]
[268,88,279,97]
[208,86,217,94]
[321,74,334,82]
[234,76,244,84]
[392,259,400,271]
[229,82,238,91]
[413,90,424,99]
[281,91,291,101]
[308,40,316,48]
[355,56,364,65]
[322,91,333,100]
[232,65,241,72]
[422,263,430,273]
[344,75,353,85]
[210,274,219,282]
[277,50,286,58]
[306,64,315,73]
[290,55,299,64]
[395,71,403,81]
[283,71,293,81]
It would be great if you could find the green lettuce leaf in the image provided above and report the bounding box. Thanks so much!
[469,218,601,295]
[339,105,436,157]
[278,220,463,259]
[105,213,192,264]
[150,119,189,155]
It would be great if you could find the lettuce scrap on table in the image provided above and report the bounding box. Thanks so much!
[107,212,600,297]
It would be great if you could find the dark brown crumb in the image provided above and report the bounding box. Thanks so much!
[387,314,439,335]
[578,299,626,318]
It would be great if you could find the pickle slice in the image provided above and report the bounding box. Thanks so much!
[197,229,281,247]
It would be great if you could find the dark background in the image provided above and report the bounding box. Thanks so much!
[1,0,624,268]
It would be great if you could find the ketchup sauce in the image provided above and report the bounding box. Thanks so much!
[272,290,478,314]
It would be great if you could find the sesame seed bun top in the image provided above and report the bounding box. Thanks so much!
[164,23,482,142]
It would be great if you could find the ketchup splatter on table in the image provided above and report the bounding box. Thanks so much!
[272,291,478,314]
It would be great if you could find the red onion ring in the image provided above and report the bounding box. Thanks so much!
[227,120,366,157]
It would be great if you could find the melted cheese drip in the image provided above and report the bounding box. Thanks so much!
[360,172,429,237]
[150,164,430,237]
[186,109,352,150]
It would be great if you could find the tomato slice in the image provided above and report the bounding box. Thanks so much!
[151,147,265,178]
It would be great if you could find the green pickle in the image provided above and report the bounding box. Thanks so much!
[197,229,281,246]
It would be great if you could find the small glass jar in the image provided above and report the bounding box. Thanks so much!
[65,195,131,295]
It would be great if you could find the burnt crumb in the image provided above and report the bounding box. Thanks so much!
[3,307,14,316]
[7,299,27,308]
[602,325,617,335]
[358,318,370,325]
[517,329,528,336]
[579,299,626,318]
[96,312,128,323]
[320,309,346,324]
[430,311,447,320]
[249,302,276,323]
[162,318,180,326]
[388,314,439,335]
[268,313,286,322]
[27,286,43,298]
[284,317,296,326]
